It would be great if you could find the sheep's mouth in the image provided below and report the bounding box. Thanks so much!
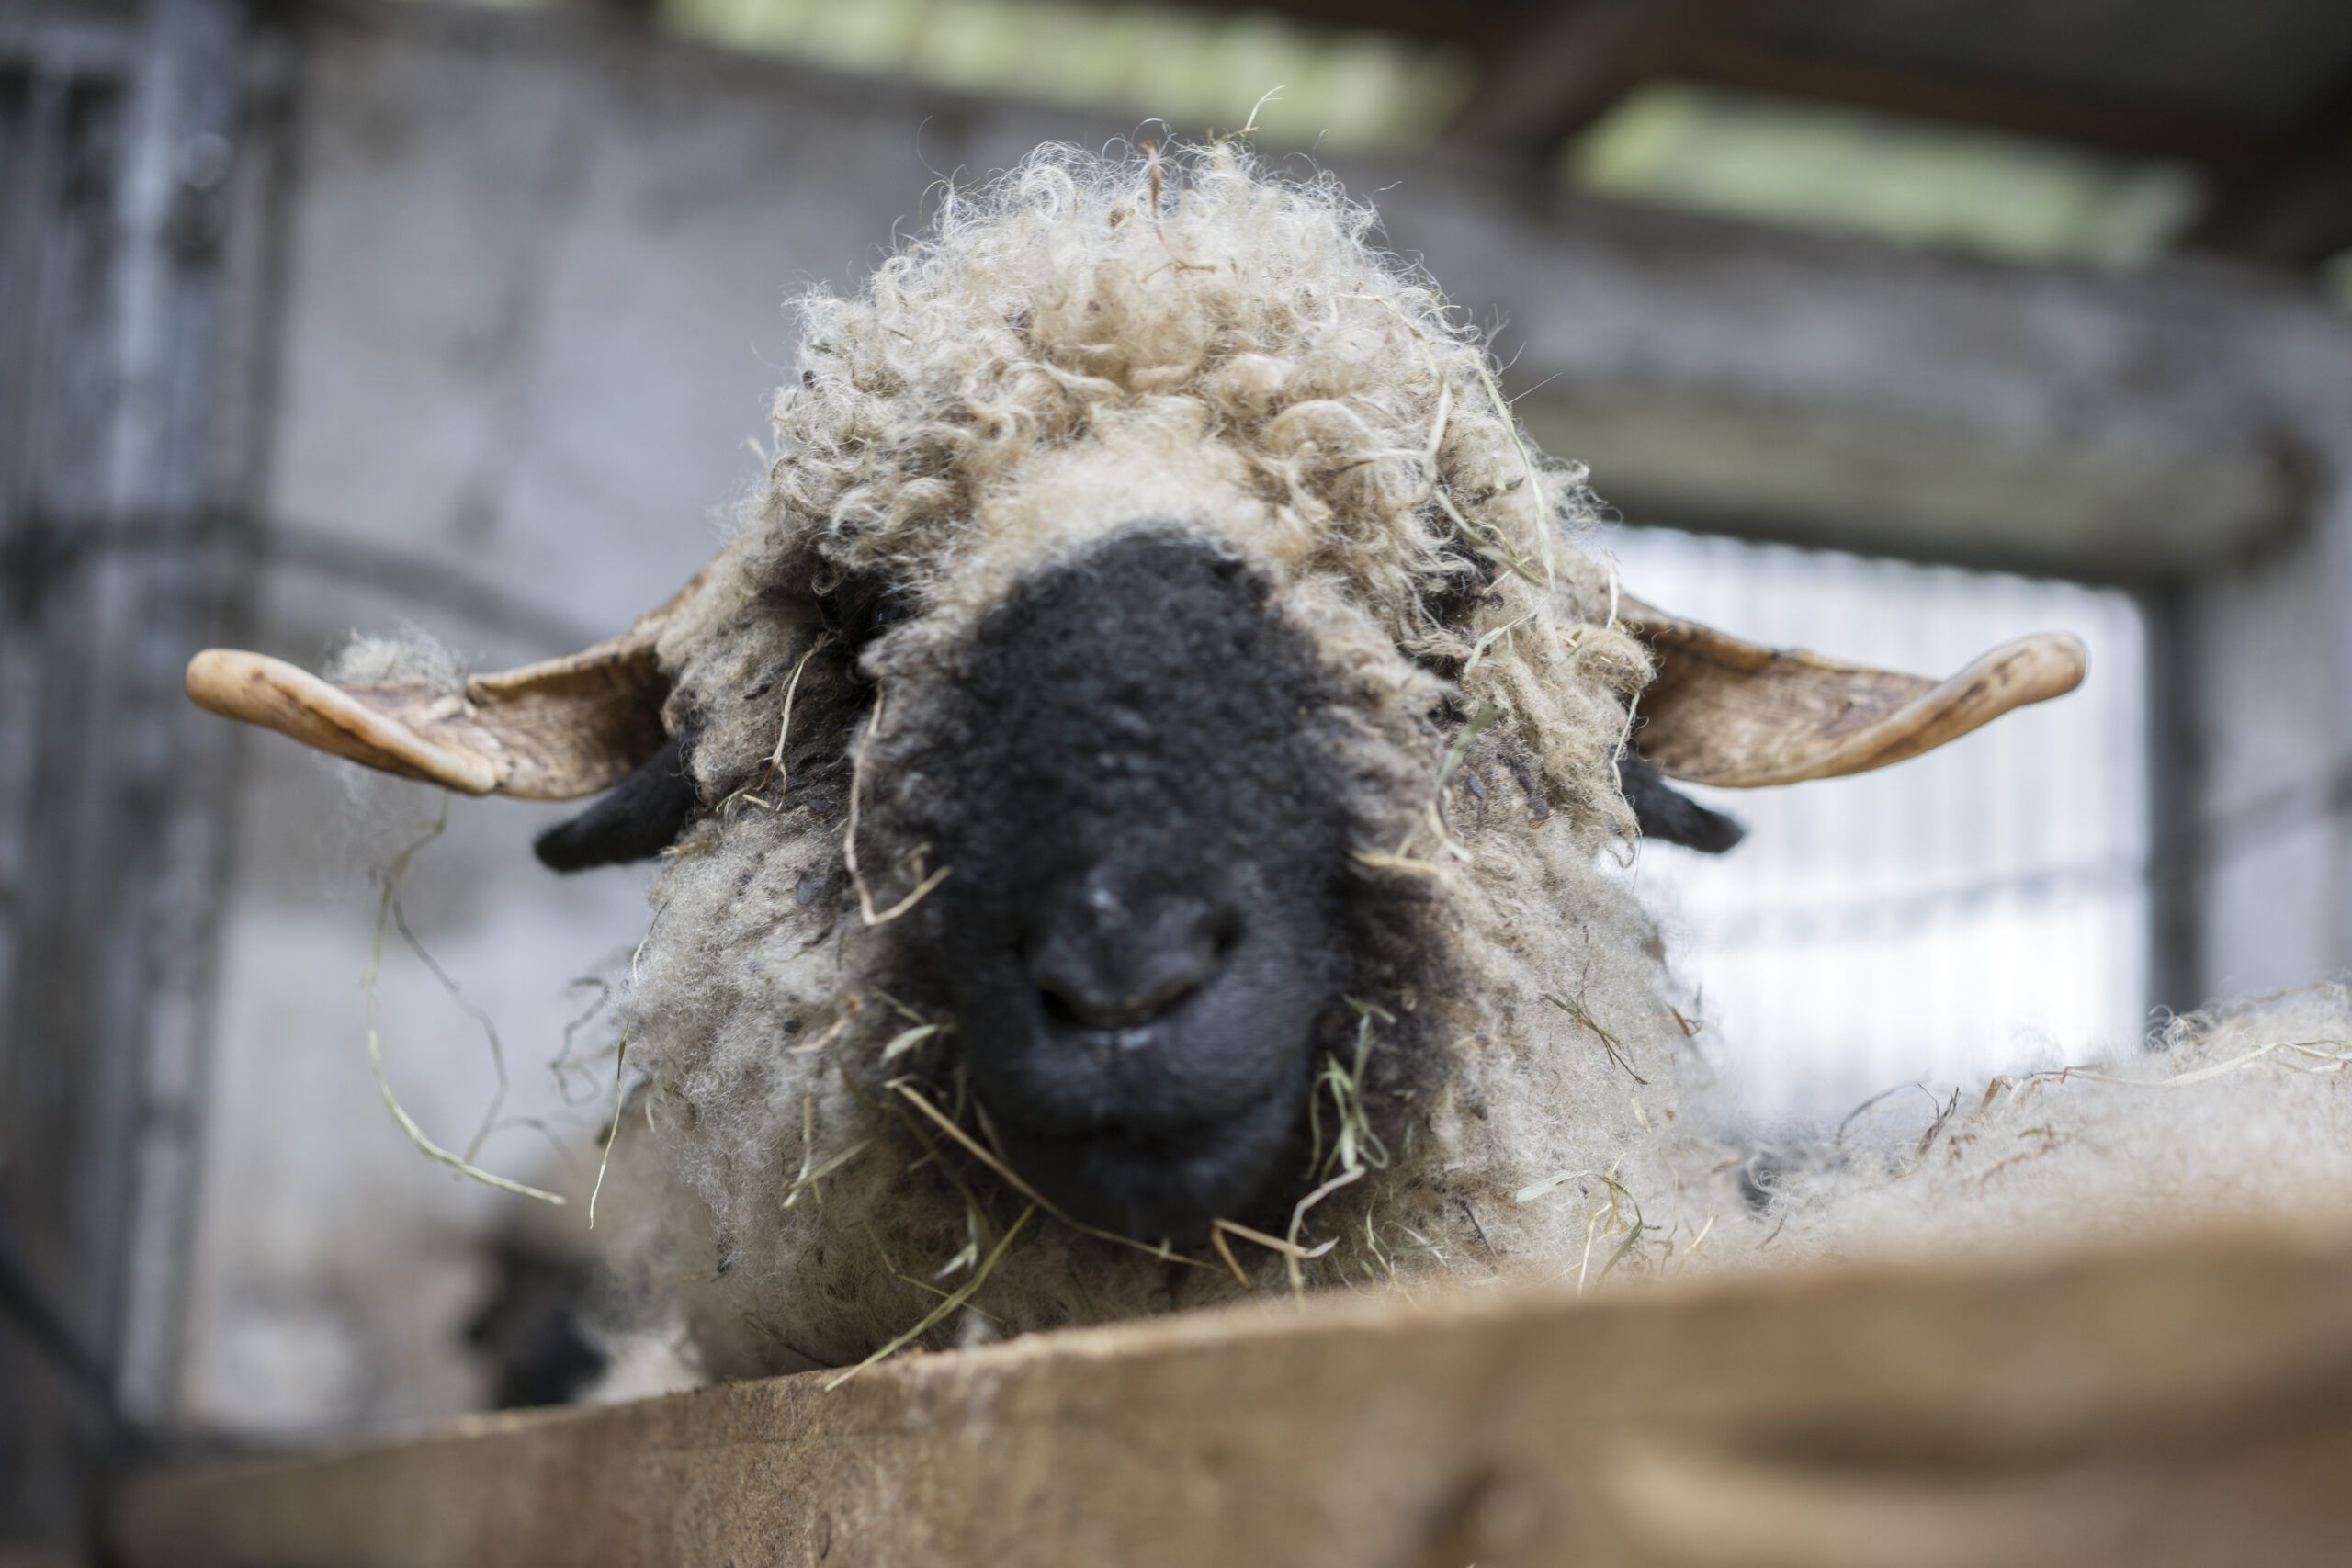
[982,1086,1303,1247]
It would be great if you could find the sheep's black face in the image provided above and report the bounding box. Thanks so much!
[906,530,1351,1245]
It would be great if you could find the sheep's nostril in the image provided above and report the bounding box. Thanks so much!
[1028,908,1231,1032]
[1033,953,1212,1032]
[1209,913,1241,961]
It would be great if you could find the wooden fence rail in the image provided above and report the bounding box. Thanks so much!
[111,1218,2352,1567]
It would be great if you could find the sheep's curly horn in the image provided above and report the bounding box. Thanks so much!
[1621,596,2087,788]
[185,575,699,801]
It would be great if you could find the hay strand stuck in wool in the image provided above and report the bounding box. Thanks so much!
[844,694,953,926]
[890,1084,1216,1269]
[892,1271,1006,1326]
[1272,998,1400,1292]
[823,1203,1035,1389]
[791,995,865,1055]
[1542,989,1648,1086]
[1423,701,1501,862]
[1283,1166,1366,1294]
[1219,84,1284,143]
[1460,610,1541,681]
[1209,1224,1252,1287]
[724,632,831,816]
[2022,1036,2352,1091]
[389,897,508,1163]
[782,1139,873,1211]
[1308,999,1395,1181]
[587,908,664,1228]
[548,976,614,1106]
[1342,290,1548,590]
[1471,359,1554,590]
[1349,847,1446,878]
[1213,1213,1345,1288]
[880,1021,950,1063]
[1513,1168,1592,1205]
[361,804,564,1205]
[783,1083,874,1212]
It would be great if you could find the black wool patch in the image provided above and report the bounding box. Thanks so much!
[534,734,701,873]
[1616,755,1746,854]
[879,528,1366,1243]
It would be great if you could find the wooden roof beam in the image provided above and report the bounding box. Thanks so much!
[2180,73,2352,268]
[1447,0,1750,149]
[1673,37,2260,167]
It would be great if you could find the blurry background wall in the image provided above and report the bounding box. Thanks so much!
[4,0,2351,1556]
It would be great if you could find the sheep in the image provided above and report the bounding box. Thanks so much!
[189,141,2120,1381]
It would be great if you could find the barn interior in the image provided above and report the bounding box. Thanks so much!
[4,0,2352,1562]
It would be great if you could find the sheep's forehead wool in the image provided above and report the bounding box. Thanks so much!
[657,142,1647,820]
[905,414,1266,619]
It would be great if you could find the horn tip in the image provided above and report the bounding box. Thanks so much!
[185,647,284,718]
[183,648,500,795]
[2013,630,2090,701]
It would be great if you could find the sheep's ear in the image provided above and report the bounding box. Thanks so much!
[184,575,703,802]
[533,734,699,872]
[184,637,669,800]
[1619,595,2086,789]
[1619,755,1745,852]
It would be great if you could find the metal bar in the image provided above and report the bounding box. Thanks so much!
[2143,581,2206,1019]
[0,0,252,1551]
[1675,35,2262,166]
[1447,0,1750,148]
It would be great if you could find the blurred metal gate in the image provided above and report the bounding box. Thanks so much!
[0,0,250,1550]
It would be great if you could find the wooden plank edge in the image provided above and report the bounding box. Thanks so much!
[109,1213,2352,1568]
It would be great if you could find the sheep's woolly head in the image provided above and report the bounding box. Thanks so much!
[184,141,2093,1377]
[620,144,1690,1372]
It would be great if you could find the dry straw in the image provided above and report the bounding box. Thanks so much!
[361,804,563,1206]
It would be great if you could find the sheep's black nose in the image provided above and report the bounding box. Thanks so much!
[1025,884,1233,1034]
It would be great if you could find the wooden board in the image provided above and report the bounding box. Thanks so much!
[110,1218,2352,1567]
